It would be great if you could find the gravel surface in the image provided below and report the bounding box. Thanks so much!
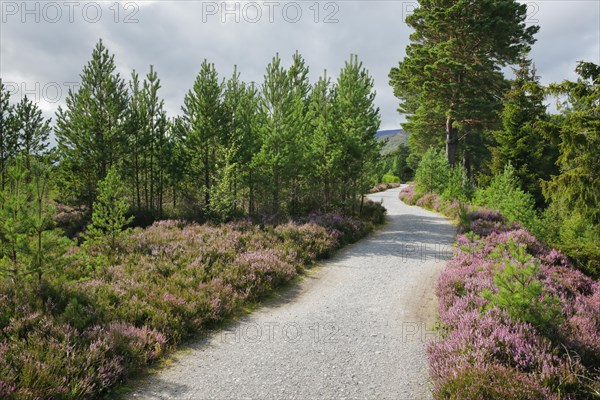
[129,187,455,400]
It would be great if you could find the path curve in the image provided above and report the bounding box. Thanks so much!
[130,187,454,400]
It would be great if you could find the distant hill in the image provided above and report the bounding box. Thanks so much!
[376,129,409,155]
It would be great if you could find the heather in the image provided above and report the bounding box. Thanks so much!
[427,210,600,399]
[399,185,463,221]
[0,207,383,399]
[400,166,599,280]
[369,182,401,194]
[400,154,599,398]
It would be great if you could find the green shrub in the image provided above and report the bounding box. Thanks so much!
[0,161,72,282]
[361,199,386,225]
[84,167,133,257]
[533,198,600,279]
[442,166,473,202]
[457,202,472,233]
[474,163,537,228]
[483,241,563,336]
[414,148,451,195]
[381,173,401,184]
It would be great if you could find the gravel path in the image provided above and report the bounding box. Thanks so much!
[129,187,454,400]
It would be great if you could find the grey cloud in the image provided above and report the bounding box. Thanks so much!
[1,0,598,131]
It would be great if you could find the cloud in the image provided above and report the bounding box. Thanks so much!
[1,0,598,131]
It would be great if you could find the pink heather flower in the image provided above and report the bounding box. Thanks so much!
[431,218,599,397]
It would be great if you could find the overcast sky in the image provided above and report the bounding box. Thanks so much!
[1,0,599,131]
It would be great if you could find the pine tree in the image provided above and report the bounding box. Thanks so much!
[0,80,17,191]
[389,0,539,166]
[0,160,70,282]
[336,54,381,213]
[237,83,263,215]
[144,66,169,216]
[544,62,600,223]
[126,70,145,212]
[0,163,29,280]
[13,96,51,170]
[307,72,340,210]
[415,147,451,195]
[475,162,536,227]
[85,167,133,255]
[27,161,71,281]
[55,39,128,208]
[491,58,557,205]
[167,117,189,212]
[255,53,306,216]
[391,142,412,182]
[286,51,311,212]
[125,66,169,217]
[223,68,262,215]
[181,60,227,213]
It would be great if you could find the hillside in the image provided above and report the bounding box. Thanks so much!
[376,129,409,155]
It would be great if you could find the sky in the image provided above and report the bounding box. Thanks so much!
[1,0,599,131]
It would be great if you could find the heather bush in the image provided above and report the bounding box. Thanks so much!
[437,364,556,400]
[416,192,438,209]
[399,184,466,221]
[369,182,400,193]
[305,210,377,244]
[398,185,417,205]
[275,222,336,264]
[360,200,387,225]
[0,211,380,398]
[429,210,600,399]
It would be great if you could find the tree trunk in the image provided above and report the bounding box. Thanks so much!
[150,136,155,215]
[204,149,210,209]
[273,166,280,216]
[462,154,472,180]
[134,145,141,211]
[173,184,177,209]
[446,115,458,167]
[249,170,254,216]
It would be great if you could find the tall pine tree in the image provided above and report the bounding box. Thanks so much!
[255,54,306,216]
[0,80,17,191]
[336,55,381,213]
[125,66,169,217]
[13,96,51,170]
[491,58,557,205]
[55,39,128,208]
[181,60,227,213]
[307,72,340,210]
[544,62,600,223]
[389,0,538,166]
